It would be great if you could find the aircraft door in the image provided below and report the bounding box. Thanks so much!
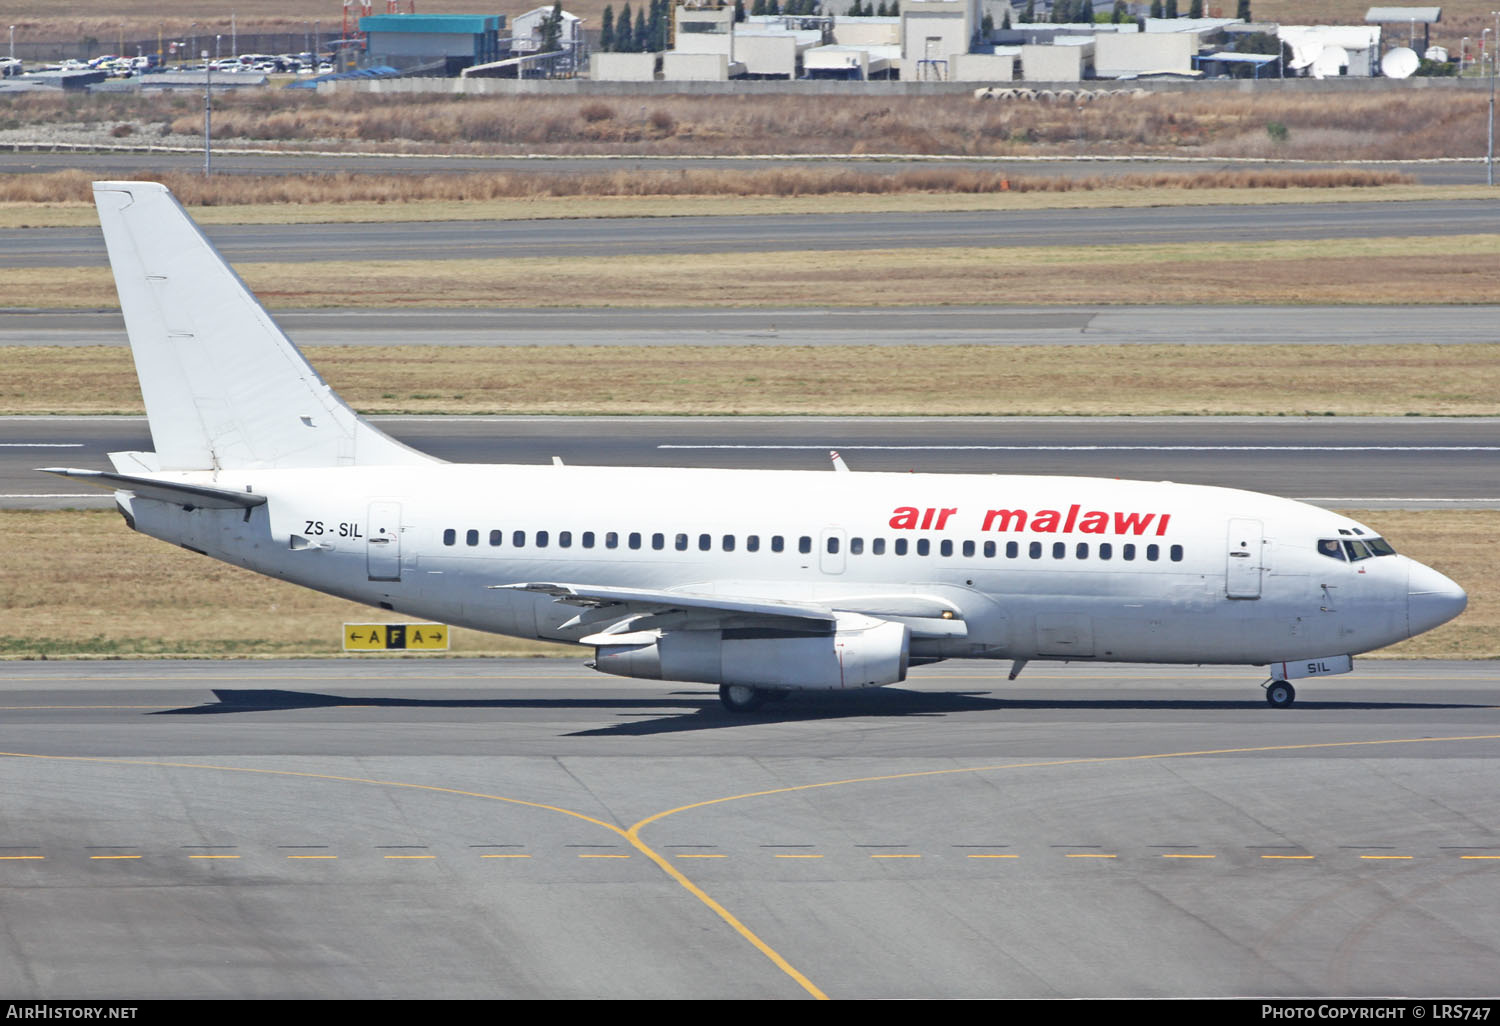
[367,501,402,582]
[1226,517,1263,599]
[820,528,847,575]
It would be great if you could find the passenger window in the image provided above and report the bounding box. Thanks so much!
[607,532,619,549]
[1052,542,1065,559]
[489,529,503,547]
[1099,543,1112,560]
[675,533,688,551]
[513,530,526,548]
[1006,541,1019,559]
[559,531,572,548]
[1076,542,1088,559]
[723,534,735,552]
[1146,544,1159,561]
[652,533,665,550]
[443,529,456,546]
[895,538,908,556]
[772,535,785,552]
[962,540,975,558]
[983,541,995,558]
[582,531,594,548]
[850,537,864,555]
[827,536,840,554]
[872,538,885,555]
[628,532,641,550]
[940,540,953,557]
[917,539,930,556]
[799,536,812,554]
[1123,544,1136,561]
[466,529,479,546]
[1170,544,1183,562]
[698,533,711,551]
[1029,541,1042,559]
[747,535,760,552]
[535,531,549,548]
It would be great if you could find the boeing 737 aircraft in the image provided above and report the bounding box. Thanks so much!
[45,181,1467,712]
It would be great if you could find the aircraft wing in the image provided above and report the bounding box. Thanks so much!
[495,582,967,640]
[495,582,838,637]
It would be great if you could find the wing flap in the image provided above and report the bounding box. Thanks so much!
[494,582,838,629]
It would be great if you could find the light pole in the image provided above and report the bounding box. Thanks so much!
[203,50,212,177]
[1491,13,1498,186]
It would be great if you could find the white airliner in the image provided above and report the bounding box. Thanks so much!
[45,181,1467,712]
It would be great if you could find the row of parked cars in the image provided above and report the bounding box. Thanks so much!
[23,52,335,78]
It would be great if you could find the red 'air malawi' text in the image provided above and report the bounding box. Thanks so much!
[888,505,1172,536]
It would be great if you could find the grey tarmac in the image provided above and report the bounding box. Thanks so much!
[6,304,1500,347]
[4,199,1497,267]
[5,415,1498,510]
[0,657,1495,999]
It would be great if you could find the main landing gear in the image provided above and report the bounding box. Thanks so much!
[717,684,789,713]
[1264,679,1296,708]
[719,684,766,713]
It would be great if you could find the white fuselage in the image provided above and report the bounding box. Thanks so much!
[116,461,1451,670]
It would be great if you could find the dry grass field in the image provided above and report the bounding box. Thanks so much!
[3,232,1498,316]
[0,509,569,659]
[0,167,1419,210]
[1,508,1487,660]
[7,342,1500,417]
[0,88,1491,161]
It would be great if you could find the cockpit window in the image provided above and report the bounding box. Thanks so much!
[1317,539,1346,561]
[1343,539,1373,561]
[1365,536,1396,557]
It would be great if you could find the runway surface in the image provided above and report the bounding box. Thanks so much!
[7,304,1500,347]
[0,657,1495,998]
[5,199,1496,267]
[6,415,1497,510]
[1,149,1488,185]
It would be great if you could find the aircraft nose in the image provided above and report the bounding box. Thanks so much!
[1408,561,1467,636]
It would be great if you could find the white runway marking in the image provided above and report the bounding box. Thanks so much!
[658,445,1500,452]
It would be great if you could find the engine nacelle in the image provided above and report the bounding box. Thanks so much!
[593,613,910,691]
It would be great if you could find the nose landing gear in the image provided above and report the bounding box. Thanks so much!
[1264,679,1296,708]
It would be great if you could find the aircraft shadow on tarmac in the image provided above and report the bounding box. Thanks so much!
[150,687,1486,736]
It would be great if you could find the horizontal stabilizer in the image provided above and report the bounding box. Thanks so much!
[39,468,267,509]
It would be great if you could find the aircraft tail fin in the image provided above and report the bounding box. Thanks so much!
[92,181,435,471]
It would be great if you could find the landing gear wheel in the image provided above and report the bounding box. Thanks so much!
[719,683,767,713]
[1265,680,1296,708]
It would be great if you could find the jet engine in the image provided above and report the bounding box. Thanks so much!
[592,612,909,691]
